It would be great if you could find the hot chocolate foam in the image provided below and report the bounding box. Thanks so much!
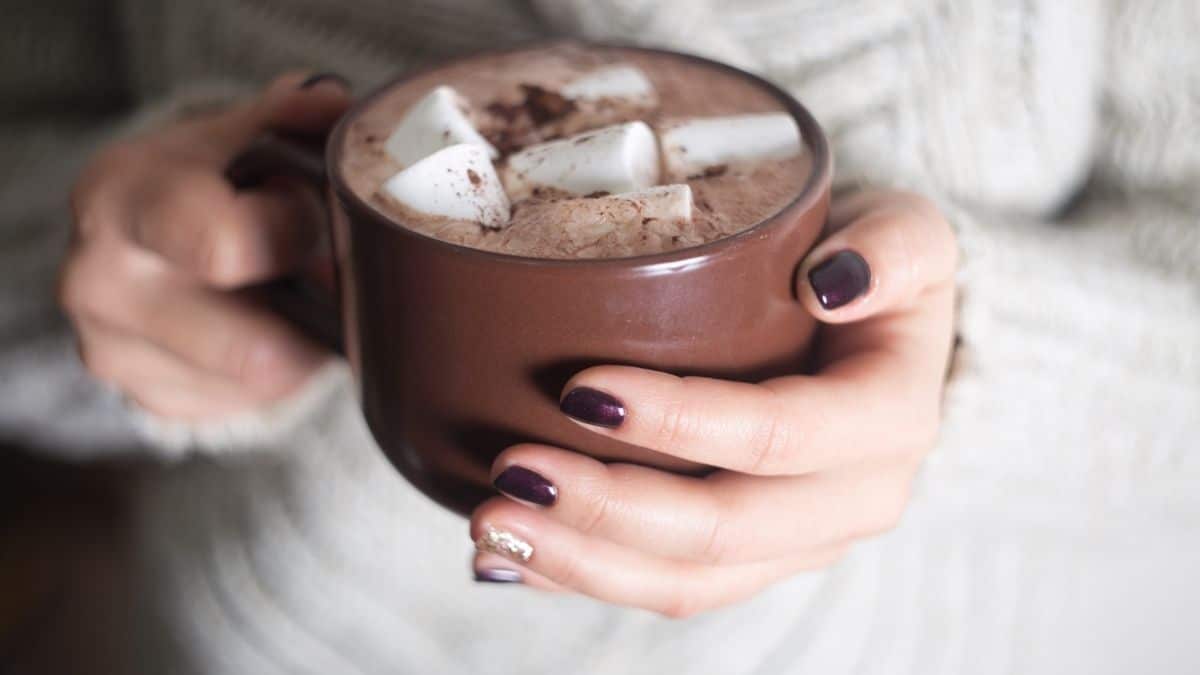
[341,43,812,259]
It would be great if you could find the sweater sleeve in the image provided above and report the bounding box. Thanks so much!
[0,7,336,460]
[0,69,368,462]
[530,0,758,70]
[0,4,140,458]
[1098,1,1200,203]
[1093,1,1200,281]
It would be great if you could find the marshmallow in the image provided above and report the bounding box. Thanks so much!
[658,113,802,179]
[562,65,657,106]
[611,184,694,224]
[499,185,695,257]
[502,121,660,200]
[382,144,510,228]
[384,86,498,168]
[551,184,692,232]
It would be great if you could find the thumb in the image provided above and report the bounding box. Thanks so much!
[795,190,958,323]
[182,71,353,166]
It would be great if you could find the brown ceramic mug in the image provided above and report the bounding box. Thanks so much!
[233,44,833,516]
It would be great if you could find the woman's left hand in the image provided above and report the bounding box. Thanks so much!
[470,189,958,617]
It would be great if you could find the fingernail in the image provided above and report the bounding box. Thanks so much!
[476,526,534,563]
[299,72,351,90]
[474,568,523,584]
[494,466,558,506]
[808,250,871,310]
[560,387,626,428]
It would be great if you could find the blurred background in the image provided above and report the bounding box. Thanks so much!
[3,1,1199,674]
[0,446,136,671]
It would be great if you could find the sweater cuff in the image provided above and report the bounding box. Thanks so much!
[126,360,357,460]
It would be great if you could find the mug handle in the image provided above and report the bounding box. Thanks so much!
[226,133,345,354]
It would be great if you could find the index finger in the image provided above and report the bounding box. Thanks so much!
[171,71,352,166]
[558,295,953,475]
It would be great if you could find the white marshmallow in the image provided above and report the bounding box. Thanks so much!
[382,144,510,228]
[561,65,657,106]
[609,184,693,224]
[384,86,497,168]
[502,121,660,200]
[658,113,802,179]
[502,185,695,256]
[549,184,693,231]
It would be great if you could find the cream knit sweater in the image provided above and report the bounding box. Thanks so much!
[2,1,1198,673]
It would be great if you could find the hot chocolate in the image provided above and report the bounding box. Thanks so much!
[341,43,812,259]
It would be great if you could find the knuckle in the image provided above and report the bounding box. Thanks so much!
[195,223,254,287]
[148,175,254,286]
[154,213,251,288]
[57,245,145,326]
[855,485,912,539]
[662,595,700,619]
[551,547,586,590]
[898,193,958,275]
[654,392,696,455]
[696,502,732,564]
[885,217,924,300]
[577,479,615,536]
[657,595,701,620]
[57,253,111,318]
[220,333,263,384]
[77,340,122,384]
[745,392,792,475]
[56,259,90,316]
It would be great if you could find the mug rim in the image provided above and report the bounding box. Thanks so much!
[326,40,832,269]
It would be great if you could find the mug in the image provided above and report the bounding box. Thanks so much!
[232,43,833,516]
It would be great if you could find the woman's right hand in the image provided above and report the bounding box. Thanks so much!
[59,72,351,420]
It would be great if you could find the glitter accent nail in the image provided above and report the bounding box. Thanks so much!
[476,526,534,562]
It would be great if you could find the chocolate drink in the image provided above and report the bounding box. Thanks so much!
[340,43,813,259]
[302,42,832,515]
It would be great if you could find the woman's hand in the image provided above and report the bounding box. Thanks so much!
[59,73,351,420]
[471,190,958,617]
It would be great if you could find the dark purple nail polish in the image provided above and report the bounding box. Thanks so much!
[808,250,871,310]
[299,72,350,90]
[560,387,626,428]
[493,465,558,506]
[474,568,523,584]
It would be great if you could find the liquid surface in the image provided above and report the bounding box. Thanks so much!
[340,43,813,259]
